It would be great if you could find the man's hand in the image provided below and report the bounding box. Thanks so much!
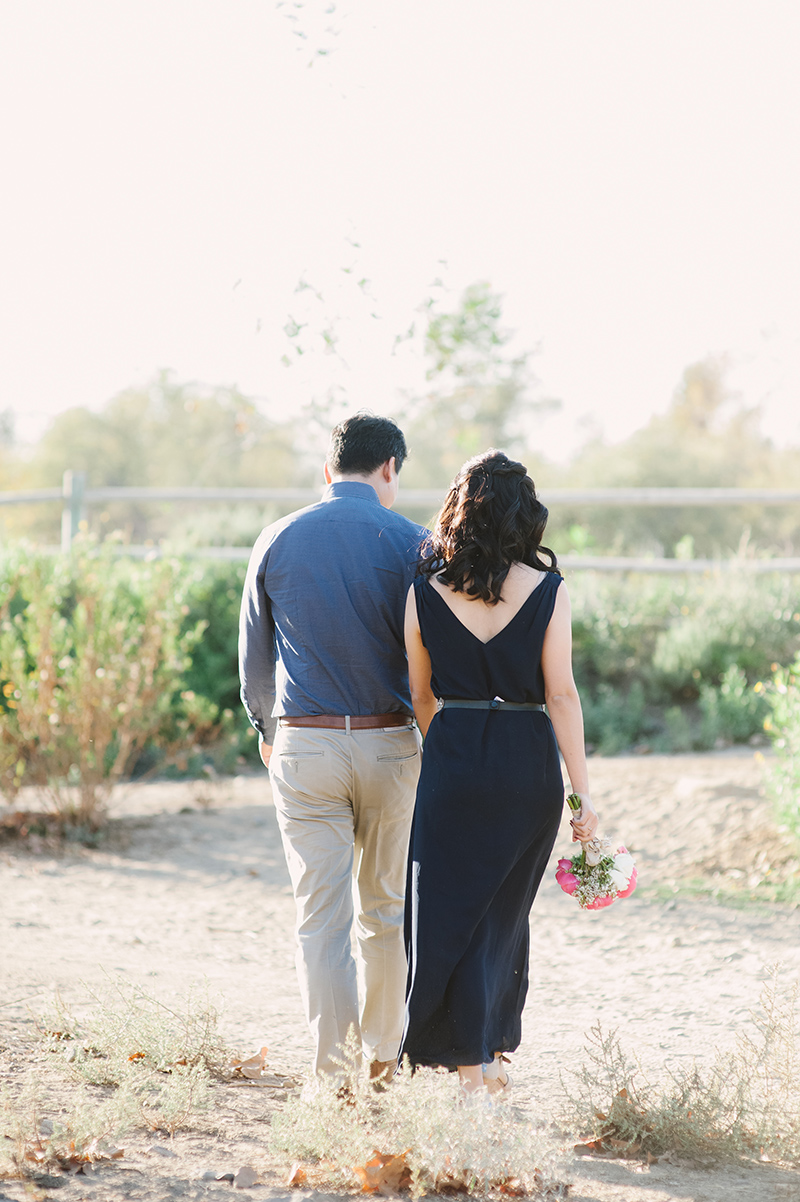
[259,741,273,769]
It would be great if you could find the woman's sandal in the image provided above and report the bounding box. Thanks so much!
[483,1055,512,1097]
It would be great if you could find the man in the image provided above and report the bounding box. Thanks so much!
[239,413,426,1082]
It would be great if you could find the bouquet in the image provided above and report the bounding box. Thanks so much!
[555,794,638,910]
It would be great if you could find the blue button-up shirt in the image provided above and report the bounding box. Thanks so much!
[239,481,428,739]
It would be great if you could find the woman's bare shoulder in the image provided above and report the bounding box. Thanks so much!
[503,561,547,599]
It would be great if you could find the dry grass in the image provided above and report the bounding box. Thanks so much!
[0,979,232,1176]
[563,967,800,1166]
[269,1033,567,1197]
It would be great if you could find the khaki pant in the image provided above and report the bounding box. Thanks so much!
[269,722,421,1077]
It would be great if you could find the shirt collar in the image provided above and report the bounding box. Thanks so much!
[323,481,381,505]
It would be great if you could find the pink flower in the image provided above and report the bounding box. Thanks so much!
[557,858,574,872]
[616,866,638,898]
[556,869,579,895]
[584,894,615,910]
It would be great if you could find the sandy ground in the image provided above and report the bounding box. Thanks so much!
[2,750,800,1202]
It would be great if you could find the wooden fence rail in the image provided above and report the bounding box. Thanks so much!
[2,472,800,571]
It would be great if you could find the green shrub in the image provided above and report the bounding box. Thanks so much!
[3,545,796,803]
[180,561,247,714]
[662,705,694,752]
[582,681,651,754]
[698,665,768,747]
[650,575,799,698]
[0,539,217,826]
[569,574,672,695]
[764,656,800,839]
[570,572,800,703]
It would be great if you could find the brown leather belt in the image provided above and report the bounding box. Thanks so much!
[278,713,413,730]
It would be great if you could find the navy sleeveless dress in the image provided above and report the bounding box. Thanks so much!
[400,572,565,1069]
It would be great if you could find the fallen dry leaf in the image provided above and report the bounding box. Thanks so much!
[607,1137,641,1155]
[353,1149,411,1195]
[229,1046,299,1086]
[230,1046,269,1072]
[287,1163,308,1187]
[497,1177,527,1196]
[573,1138,607,1155]
[433,1169,471,1194]
[238,1065,268,1080]
[24,1136,126,1173]
[229,1047,300,1089]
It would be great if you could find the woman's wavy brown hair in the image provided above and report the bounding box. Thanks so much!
[418,450,560,605]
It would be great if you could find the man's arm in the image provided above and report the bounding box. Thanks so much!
[239,534,278,765]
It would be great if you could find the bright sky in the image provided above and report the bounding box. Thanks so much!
[1,0,799,463]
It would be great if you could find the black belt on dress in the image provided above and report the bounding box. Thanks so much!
[438,699,544,712]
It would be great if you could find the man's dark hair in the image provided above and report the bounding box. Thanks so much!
[327,412,408,476]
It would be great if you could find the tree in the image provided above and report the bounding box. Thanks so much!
[14,374,310,543]
[552,356,800,557]
[395,282,557,496]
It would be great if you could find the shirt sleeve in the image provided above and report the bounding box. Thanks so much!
[238,532,278,743]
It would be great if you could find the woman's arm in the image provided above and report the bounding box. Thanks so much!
[541,581,599,842]
[404,584,439,737]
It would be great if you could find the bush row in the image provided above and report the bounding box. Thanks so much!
[566,570,800,753]
[2,547,799,824]
[181,559,800,756]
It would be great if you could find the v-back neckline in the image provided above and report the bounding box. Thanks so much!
[425,575,550,647]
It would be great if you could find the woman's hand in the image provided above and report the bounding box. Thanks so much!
[569,793,599,843]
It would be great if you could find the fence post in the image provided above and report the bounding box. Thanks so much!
[61,470,86,552]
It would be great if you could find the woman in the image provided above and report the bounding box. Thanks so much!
[399,450,598,1096]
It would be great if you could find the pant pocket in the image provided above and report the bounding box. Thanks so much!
[277,751,325,774]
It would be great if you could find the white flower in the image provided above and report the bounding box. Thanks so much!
[609,868,630,892]
[613,852,635,880]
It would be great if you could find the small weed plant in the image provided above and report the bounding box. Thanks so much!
[41,976,230,1081]
[8,978,233,1167]
[564,969,800,1165]
[269,1033,565,1197]
[1,980,229,1176]
[1,1080,139,1175]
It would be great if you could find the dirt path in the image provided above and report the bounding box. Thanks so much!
[2,751,800,1202]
